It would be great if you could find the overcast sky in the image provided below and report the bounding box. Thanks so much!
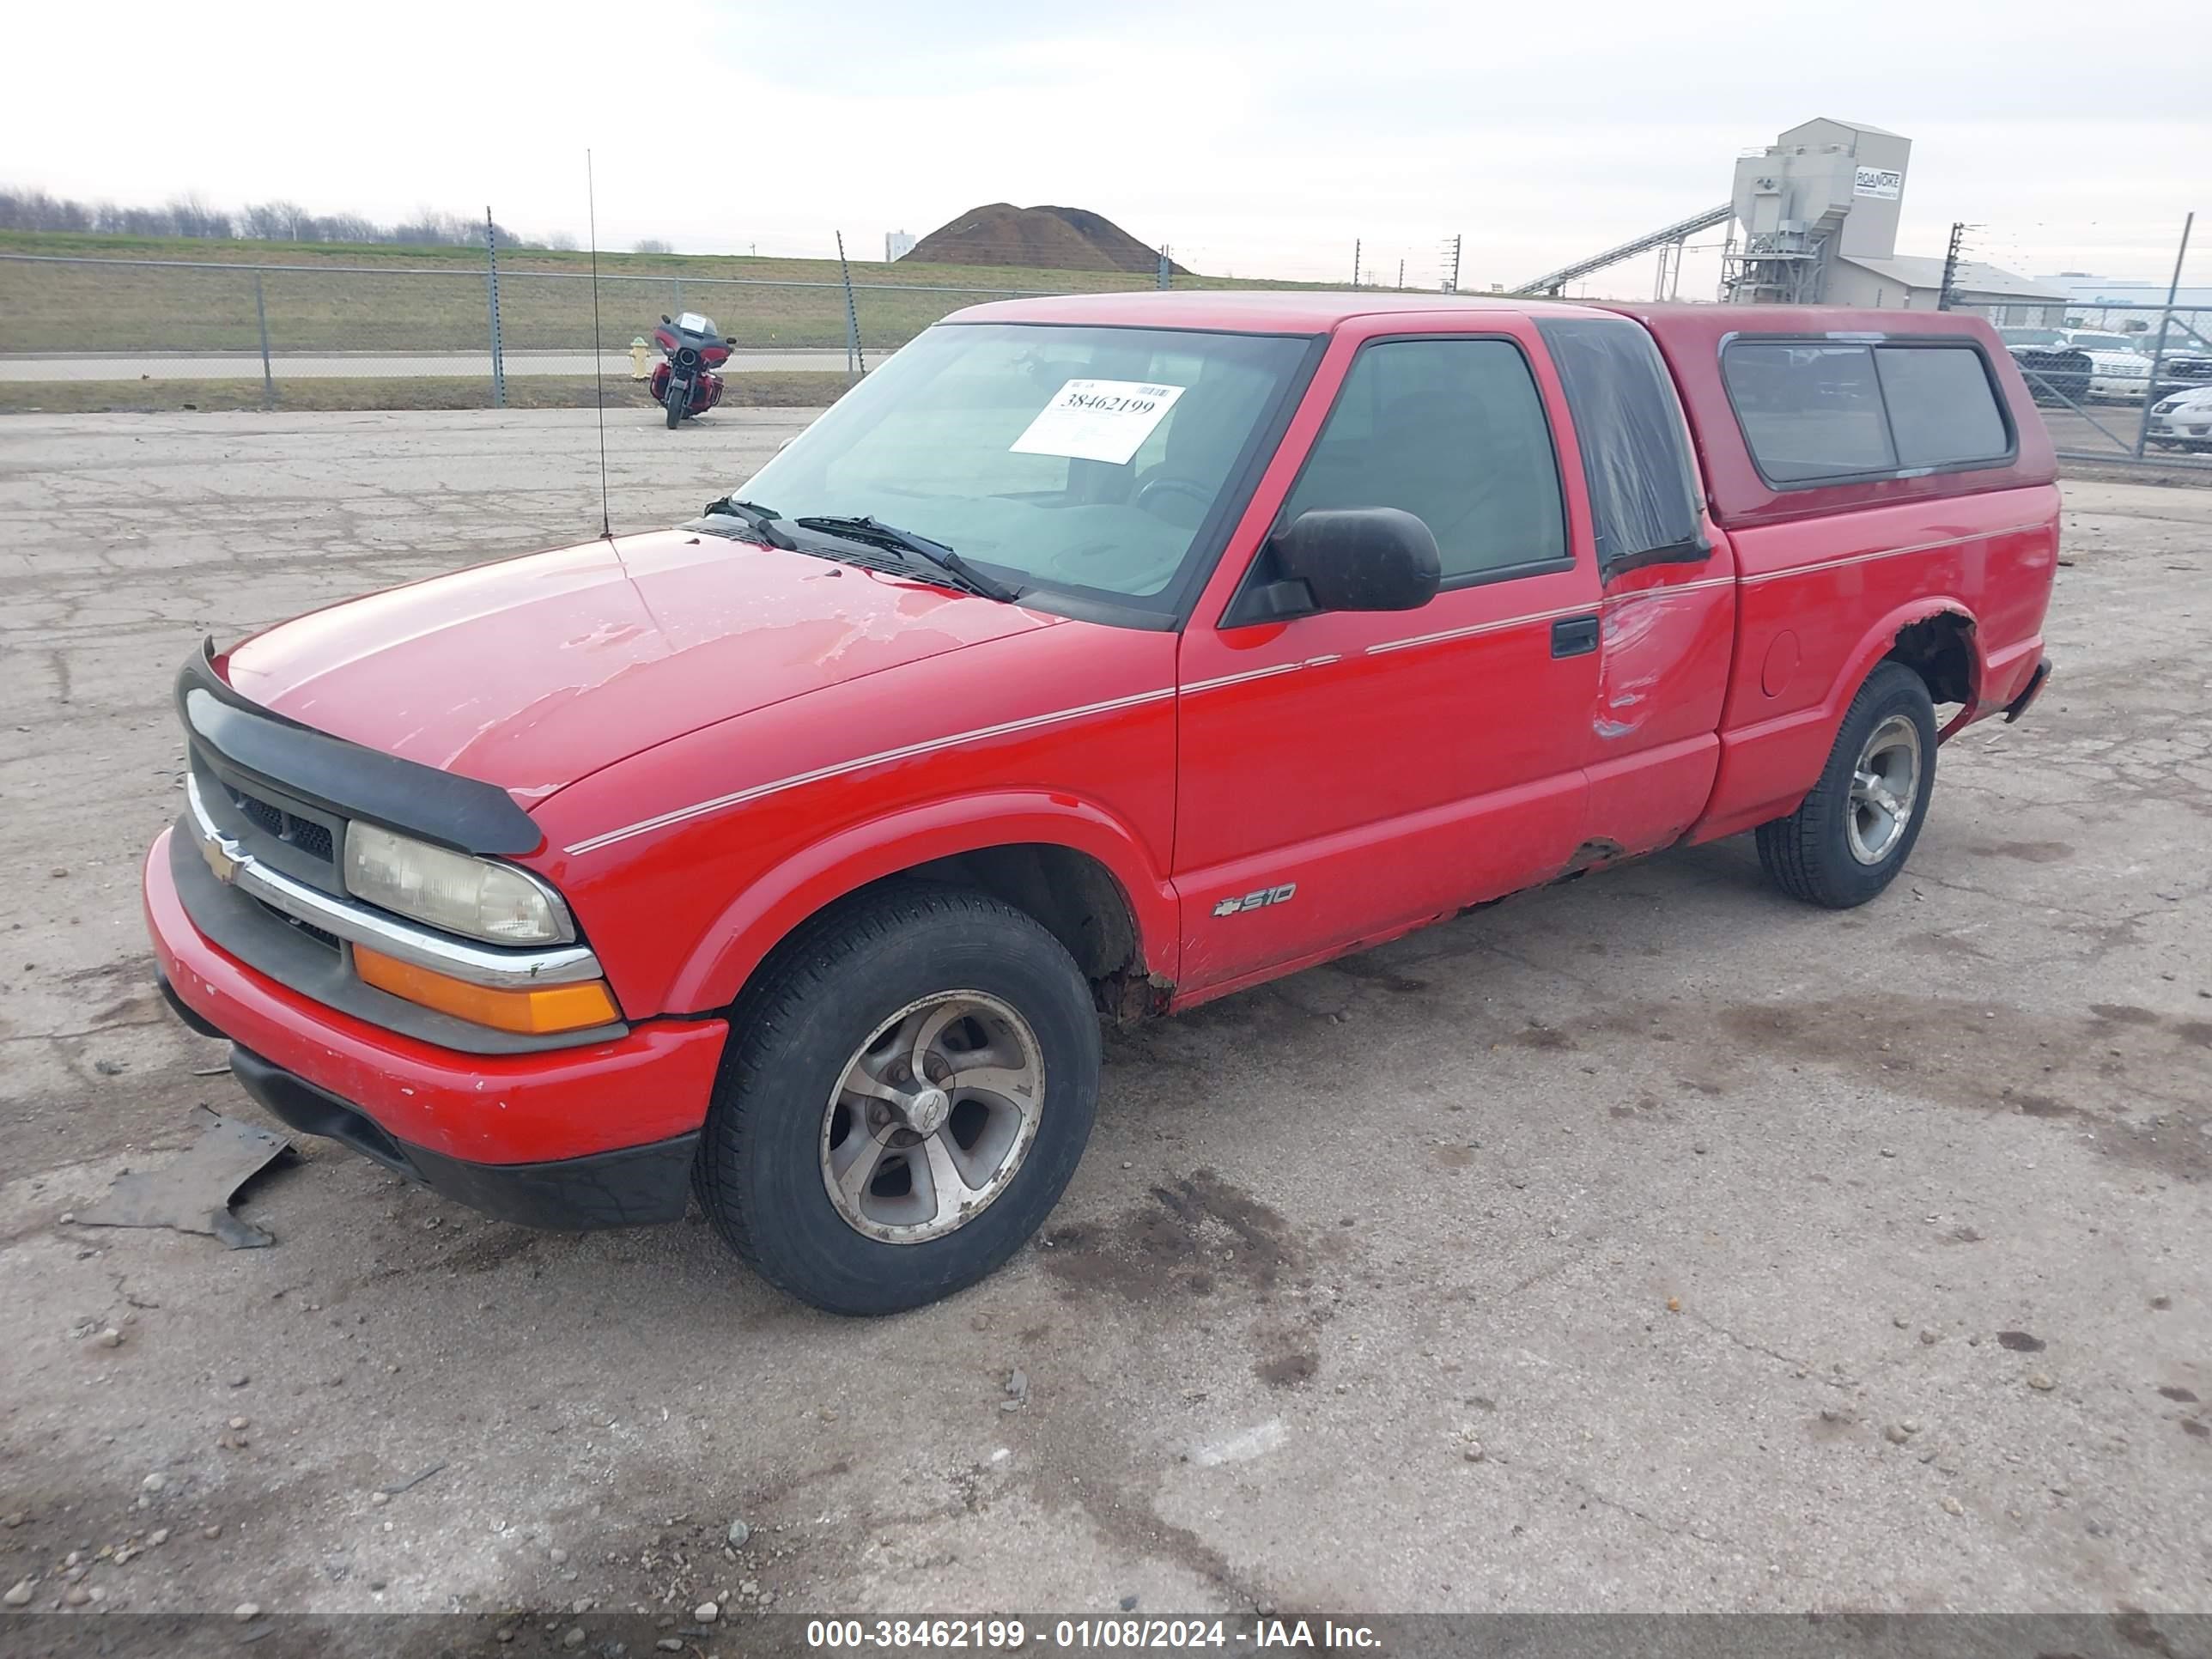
[5,0,2200,295]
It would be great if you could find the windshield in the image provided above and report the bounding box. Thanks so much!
[2069,333,2141,355]
[676,311,718,336]
[733,322,1312,617]
[2001,328,2064,347]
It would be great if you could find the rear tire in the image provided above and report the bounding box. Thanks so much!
[1756,661,1938,909]
[694,881,1100,1316]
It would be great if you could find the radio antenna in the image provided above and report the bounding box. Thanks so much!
[586,149,611,541]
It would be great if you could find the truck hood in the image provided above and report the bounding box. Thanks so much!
[222,529,1059,802]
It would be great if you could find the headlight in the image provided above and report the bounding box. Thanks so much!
[343,823,570,945]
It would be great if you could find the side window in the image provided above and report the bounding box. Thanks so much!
[1722,343,1895,482]
[1536,318,1706,576]
[1282,338,1568,580]
[1875,345,2010,468]
[1723,337,2014,483]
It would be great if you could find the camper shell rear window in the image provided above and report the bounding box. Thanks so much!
[1720,335,2015,488]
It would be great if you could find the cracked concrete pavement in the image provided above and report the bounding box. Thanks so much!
[1,410,2209,1621]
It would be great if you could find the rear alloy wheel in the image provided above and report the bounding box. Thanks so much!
[695,882,1099,1315]
[1841,714,1923,866]
[1756,661,1938,908]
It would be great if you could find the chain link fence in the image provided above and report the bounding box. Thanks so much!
[0,251,1164,412]
[1985,301,2212,471]
[4,248,2209,473]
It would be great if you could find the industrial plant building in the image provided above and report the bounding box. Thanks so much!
[1725,118,2065,323]
[1521,116,2067,325]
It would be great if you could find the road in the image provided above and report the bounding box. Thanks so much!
[0,410,2208,1631]
[0,349,856,382]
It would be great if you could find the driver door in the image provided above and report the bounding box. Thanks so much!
[1171,320,1601,1000]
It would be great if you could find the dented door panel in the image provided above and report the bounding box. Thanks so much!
[1581,541,1739,856]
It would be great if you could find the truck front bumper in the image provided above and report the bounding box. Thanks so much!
[145,829,728,1229]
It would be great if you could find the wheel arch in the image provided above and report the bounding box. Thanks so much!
[1839,597,1980,734]
[665,792,1179,1021]
[1881,608,1980,736]
[1690,596,1976,845]
[1791,596,1978,795]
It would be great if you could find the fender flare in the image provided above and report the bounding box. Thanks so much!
[1826,594,1981,735]
[664,791,1180,1013]
[1691,593,1983,847]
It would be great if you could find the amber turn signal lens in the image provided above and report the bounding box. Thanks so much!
[353,947,618,1035]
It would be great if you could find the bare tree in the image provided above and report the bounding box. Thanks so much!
[0,185,556,247]
[167,194,234,239]
[0,189,91,231]
[240,200,311,240]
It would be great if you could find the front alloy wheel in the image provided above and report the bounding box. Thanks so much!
[822,991,1044,1243]
[695,881,1100,1315]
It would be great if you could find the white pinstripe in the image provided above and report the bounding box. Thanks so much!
[1735,521,2047,586]
[562,687,1175,855]
[561,522,2044,856]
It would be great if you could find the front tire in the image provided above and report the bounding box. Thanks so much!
[695,882,1101,1315]
[1756,661,1938,909]
[665,379,686,428]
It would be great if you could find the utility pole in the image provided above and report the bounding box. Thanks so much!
[252,270,275,407]
[2134,211,2195,460]
[1397,257,1406,289]
[1441,233,1462,293]
[1352,239,1362,288]
[1157,245,1171,291]
[836,230,865,377]
[1936,221,1968,313]
[484,206,506,409]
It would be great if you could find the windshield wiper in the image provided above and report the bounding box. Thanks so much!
[791,514,1018,603]
[697,496,797,550]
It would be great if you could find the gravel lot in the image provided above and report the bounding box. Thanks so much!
[1,410,2208,1626]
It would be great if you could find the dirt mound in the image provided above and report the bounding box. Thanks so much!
[905,204,1191,276]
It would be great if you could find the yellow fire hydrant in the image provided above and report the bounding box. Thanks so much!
[629,337,654,380]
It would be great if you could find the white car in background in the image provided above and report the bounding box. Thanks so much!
[2147,384,2212,452]
[2002,328,2154,403]
[2060,330,2155,403]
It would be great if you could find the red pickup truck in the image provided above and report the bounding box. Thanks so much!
[146,294,2057,1313]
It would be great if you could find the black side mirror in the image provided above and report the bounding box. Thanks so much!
[659,314,672,325]
[725,335,738,344]
[1254,507,1441,618]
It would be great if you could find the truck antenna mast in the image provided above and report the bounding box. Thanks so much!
[586,149,611,541]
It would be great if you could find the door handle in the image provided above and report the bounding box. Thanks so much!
[1551,615,1599,659]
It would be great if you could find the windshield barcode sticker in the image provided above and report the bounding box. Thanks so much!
[1010,379,1187,465]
